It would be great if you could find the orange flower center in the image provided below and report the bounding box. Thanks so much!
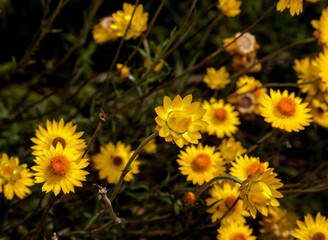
[249,162,265,176]
[313,232,326,240]
[51,156,69,175]
[113,156,123,166]
[225,196,238,209]
[3,165,13,178]
[215,108,227,121]
[234,233,247,240]
[167,111,192,134]
[194,154,211,169]
[277,97,296,116]
[52,137,66,149]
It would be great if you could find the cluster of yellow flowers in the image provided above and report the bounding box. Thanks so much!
[93,3,148,44]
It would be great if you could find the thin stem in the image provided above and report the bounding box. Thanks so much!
[109,131,159,202]
[32,195,58,240]
[218,196,240,222]
[246,129,276,154]
[97,185,121,223]
[195,175,242,200]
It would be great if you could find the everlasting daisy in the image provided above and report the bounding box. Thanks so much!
[217,222,257,240]
[230,154,269,181]
[110,3,148,40]
[0,153,34,200]
[206,182,249,223]
[142,138,157,154]
[318,48,328,91]
[224,32,259,56]
[311,99,328,128]
[92,16,118,44]
[31,119,87,157]
[183,192,196,205]
[293,212,328,240]
[216,0,242,18]
[311,7,328,47]
[240,169,284,218]
[260,206,298,240]
[32,144,89,195]
[203,66,231,90]
[259,89,312,132]
[218,137,246,164]
[277,0,303,16]
[155,94,208,148]
[93,141,140,184]
[177,144,225,185]
[202,98,240,138]
[116,63,130,79]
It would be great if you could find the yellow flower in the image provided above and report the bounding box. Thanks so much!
[294,57,320,96]
[203,66,231,90]
[311,7,328,47]
[0,153,34,200]
[183,192,196,205]
[260,206,298,240]
[230,154,269,181]
[93,141,140,184]
[177,144,225,185]
[216,0,242,17]
[218,137,246,164]
[259,89,312,132]
[293,212,328,240]
[231,54,262,73]
[217,222,257,240]
[277,0,303,16]
[224,32,259,56]
[240,169,284,218]
[155,94,208,148]
[110,3,148,40]
[142,138,157,154]
[32,144,89,195]
[318,48,328,91]
[144,60,164,73]
[92,16,118,44]
[206,182,249,223]
[202,98,240,138]
[30,119,87,157]
[229,75,266,115]
[311,99,328,128]
[116,63,130,79]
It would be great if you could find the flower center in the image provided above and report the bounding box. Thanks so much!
[52,137,66,149]
[101,16,115,30]
[277,97,296,116]
[167,111,192,134]
[234,233,247,240]
[194,154,211,169]
[313,232,326,240]
[249,162,265,176]
[113,156,123,166]
[225,196,238,209]
[215,108,227,121]
[2,165,13,178]
[237,32,255,55]
[51,156,69,175]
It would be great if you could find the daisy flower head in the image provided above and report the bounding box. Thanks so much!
[0,153,34,200]
[110,3,148,40]
[31,119,87,157]
[202,98,240,138]
[92,16,118,44]
[206,182,249,224]
[240,169,284,218]
[218,137,246,164]
[183,191,196,205]
[293,212,328,240]
[116,63,130,79]
[277,0,303,16]
[259,89,312,132]
[311,7,328,47]
[224,32,259,56]
[203,66,231,90]
[216,0,241,17]
[311,99,328,128]
[318,48,328,91]
[32,144,89,196]
[217,222,257,240]
[155,94,208,148]
[230,154,269,181]
[260,206,298,240]
[177,144,225,185]
[93,141,140,184]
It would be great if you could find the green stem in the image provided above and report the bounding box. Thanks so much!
[246,129,276,154]
[109,131,159,201]
[195,175,242,200]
